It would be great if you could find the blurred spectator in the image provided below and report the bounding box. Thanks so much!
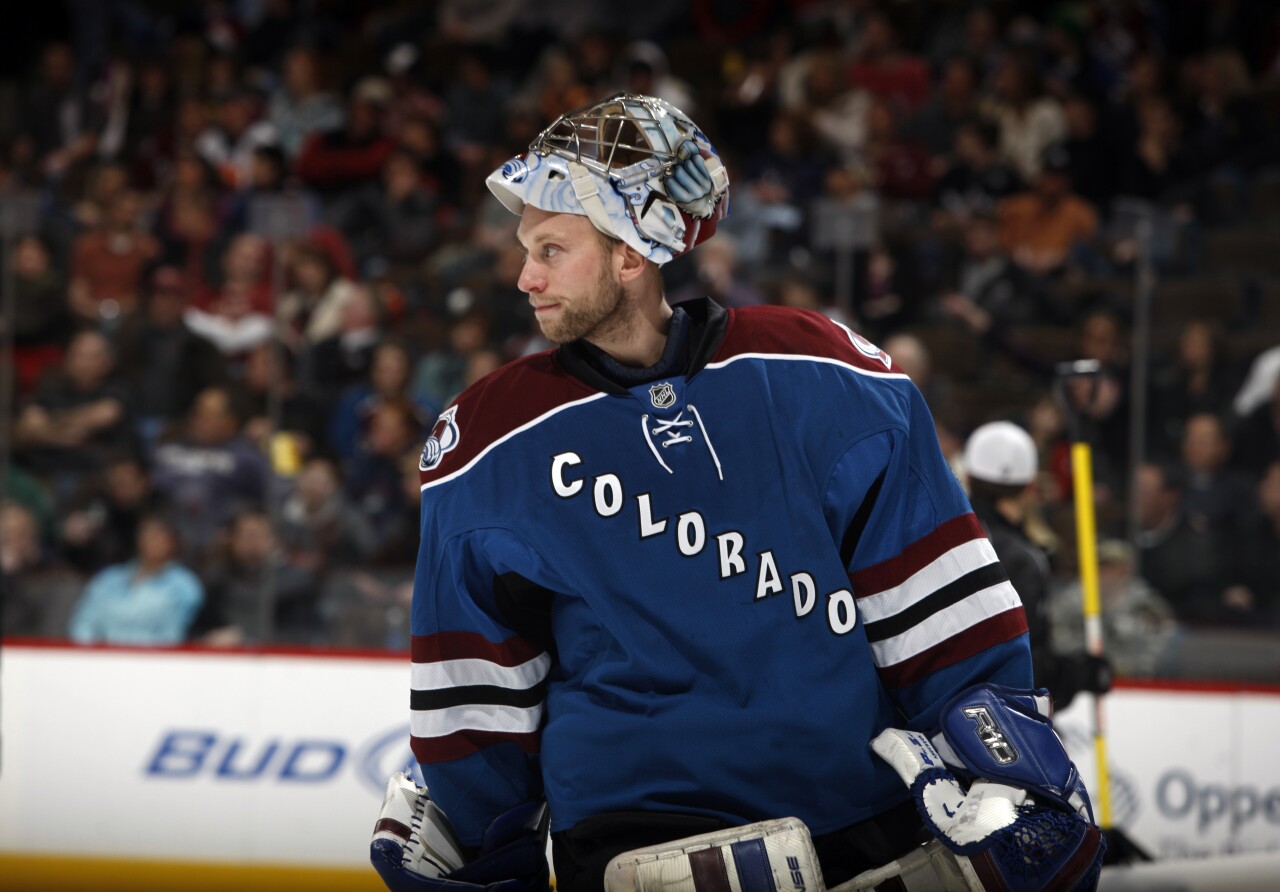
[23,42,98,177]
[669,233,766,310]
[520,46,592,124]
[8,234,72,397]
[1,501,82,638]
[13,329,135,501]
[1179,49,1267,182]
[194,87,279,191]
[791,50,871,167]
[2,462,57,541]
[61,161,130,243]
[333,341,433,462]
[68,513,203,645]
[184,233,274,366]
[194,508,324,646]
[1147,320,1243,461]
[234,341,327,466]
[295,76,397,197]
[302,284,384,403]
[1178,412,1257,539]
[996,143,1099,277]
[1050,539,1177,677]
[903,57,980,160]
[343,400,422,562]
[742,108,832,215]
[411,309,492,410]
[268,46,343,158]
[863,98,933,203]
[856,241,921,334]
[933,118,1023,225]
[443,48,513,170]
[1060,93,1114,209]
[619,41,696,114]
[114,266,228,443]
[846,10,930,113]
[1232,374,1280,477]
[1234,343,1280,419]
[882,332,952,412]
[962,421,1109,708]
[60,453,157,575]
[939,214,1036,327]
[1134,461,1230,624]
[277,454,378,571]
[333,148,442,275]
[279,241,359,350]
[1116,95,1192,203]
[68,189,161,326]
[150,386,269,561]
[218,143,291,240]
[155,185,221,295]
[990,52,1068,182]
[1227,462,1280,627]
[121,58,177,189]
[397,114,463,209]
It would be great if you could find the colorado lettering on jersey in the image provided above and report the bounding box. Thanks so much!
[551,451,858,636]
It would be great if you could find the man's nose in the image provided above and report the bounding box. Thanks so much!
[517,260,544,294]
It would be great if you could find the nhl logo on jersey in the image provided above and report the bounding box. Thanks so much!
[648,381,677,409]
[419,406,461,471]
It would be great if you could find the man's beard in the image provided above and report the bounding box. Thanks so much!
[539,264,630,346]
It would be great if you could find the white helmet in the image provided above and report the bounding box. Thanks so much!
[964,421,1038,487]
[486,93,729,265]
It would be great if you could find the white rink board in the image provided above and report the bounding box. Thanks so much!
[1052,686,1280,859]
[2,644,1280,866]
[0,644,416,866]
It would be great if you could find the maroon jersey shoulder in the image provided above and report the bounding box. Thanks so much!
[417,350,597,484]
[713,306,899,374]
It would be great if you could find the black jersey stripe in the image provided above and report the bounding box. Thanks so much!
[862,562,1010,643]
[411,681,548,712]
[840,470,886,568]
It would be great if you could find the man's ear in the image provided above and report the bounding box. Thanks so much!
[615,241,650,285]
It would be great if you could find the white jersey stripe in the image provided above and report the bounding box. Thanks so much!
[702,352,911,381]
[422,392,610,491]
[412,653,551,691]
[411,702,543,738]
[857,539,1000,622]
[869,581,1023,667]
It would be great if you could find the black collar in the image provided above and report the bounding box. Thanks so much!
[557,297,729,394]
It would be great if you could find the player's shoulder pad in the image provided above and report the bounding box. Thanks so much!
[716,306,904,377]
[417,351,598,485]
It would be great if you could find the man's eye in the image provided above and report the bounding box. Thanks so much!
[543,245,560,258]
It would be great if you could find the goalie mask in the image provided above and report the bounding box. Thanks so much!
[486,93,729,265]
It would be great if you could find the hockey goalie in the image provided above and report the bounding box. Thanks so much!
[369,92,1104,892]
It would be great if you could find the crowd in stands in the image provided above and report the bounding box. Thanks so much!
[2,1,1280,678]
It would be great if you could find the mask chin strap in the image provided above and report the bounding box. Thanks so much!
[567,160,687,258]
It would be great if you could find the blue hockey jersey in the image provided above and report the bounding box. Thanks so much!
[410,299,1032,847]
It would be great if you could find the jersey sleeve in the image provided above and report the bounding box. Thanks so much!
[409,524,552,848]
[823,379,1032,732]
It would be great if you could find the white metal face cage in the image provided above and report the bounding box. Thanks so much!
[529,93,698,190]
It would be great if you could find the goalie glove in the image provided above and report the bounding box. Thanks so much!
[370,772,550,892]
[870,685,1104,892]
